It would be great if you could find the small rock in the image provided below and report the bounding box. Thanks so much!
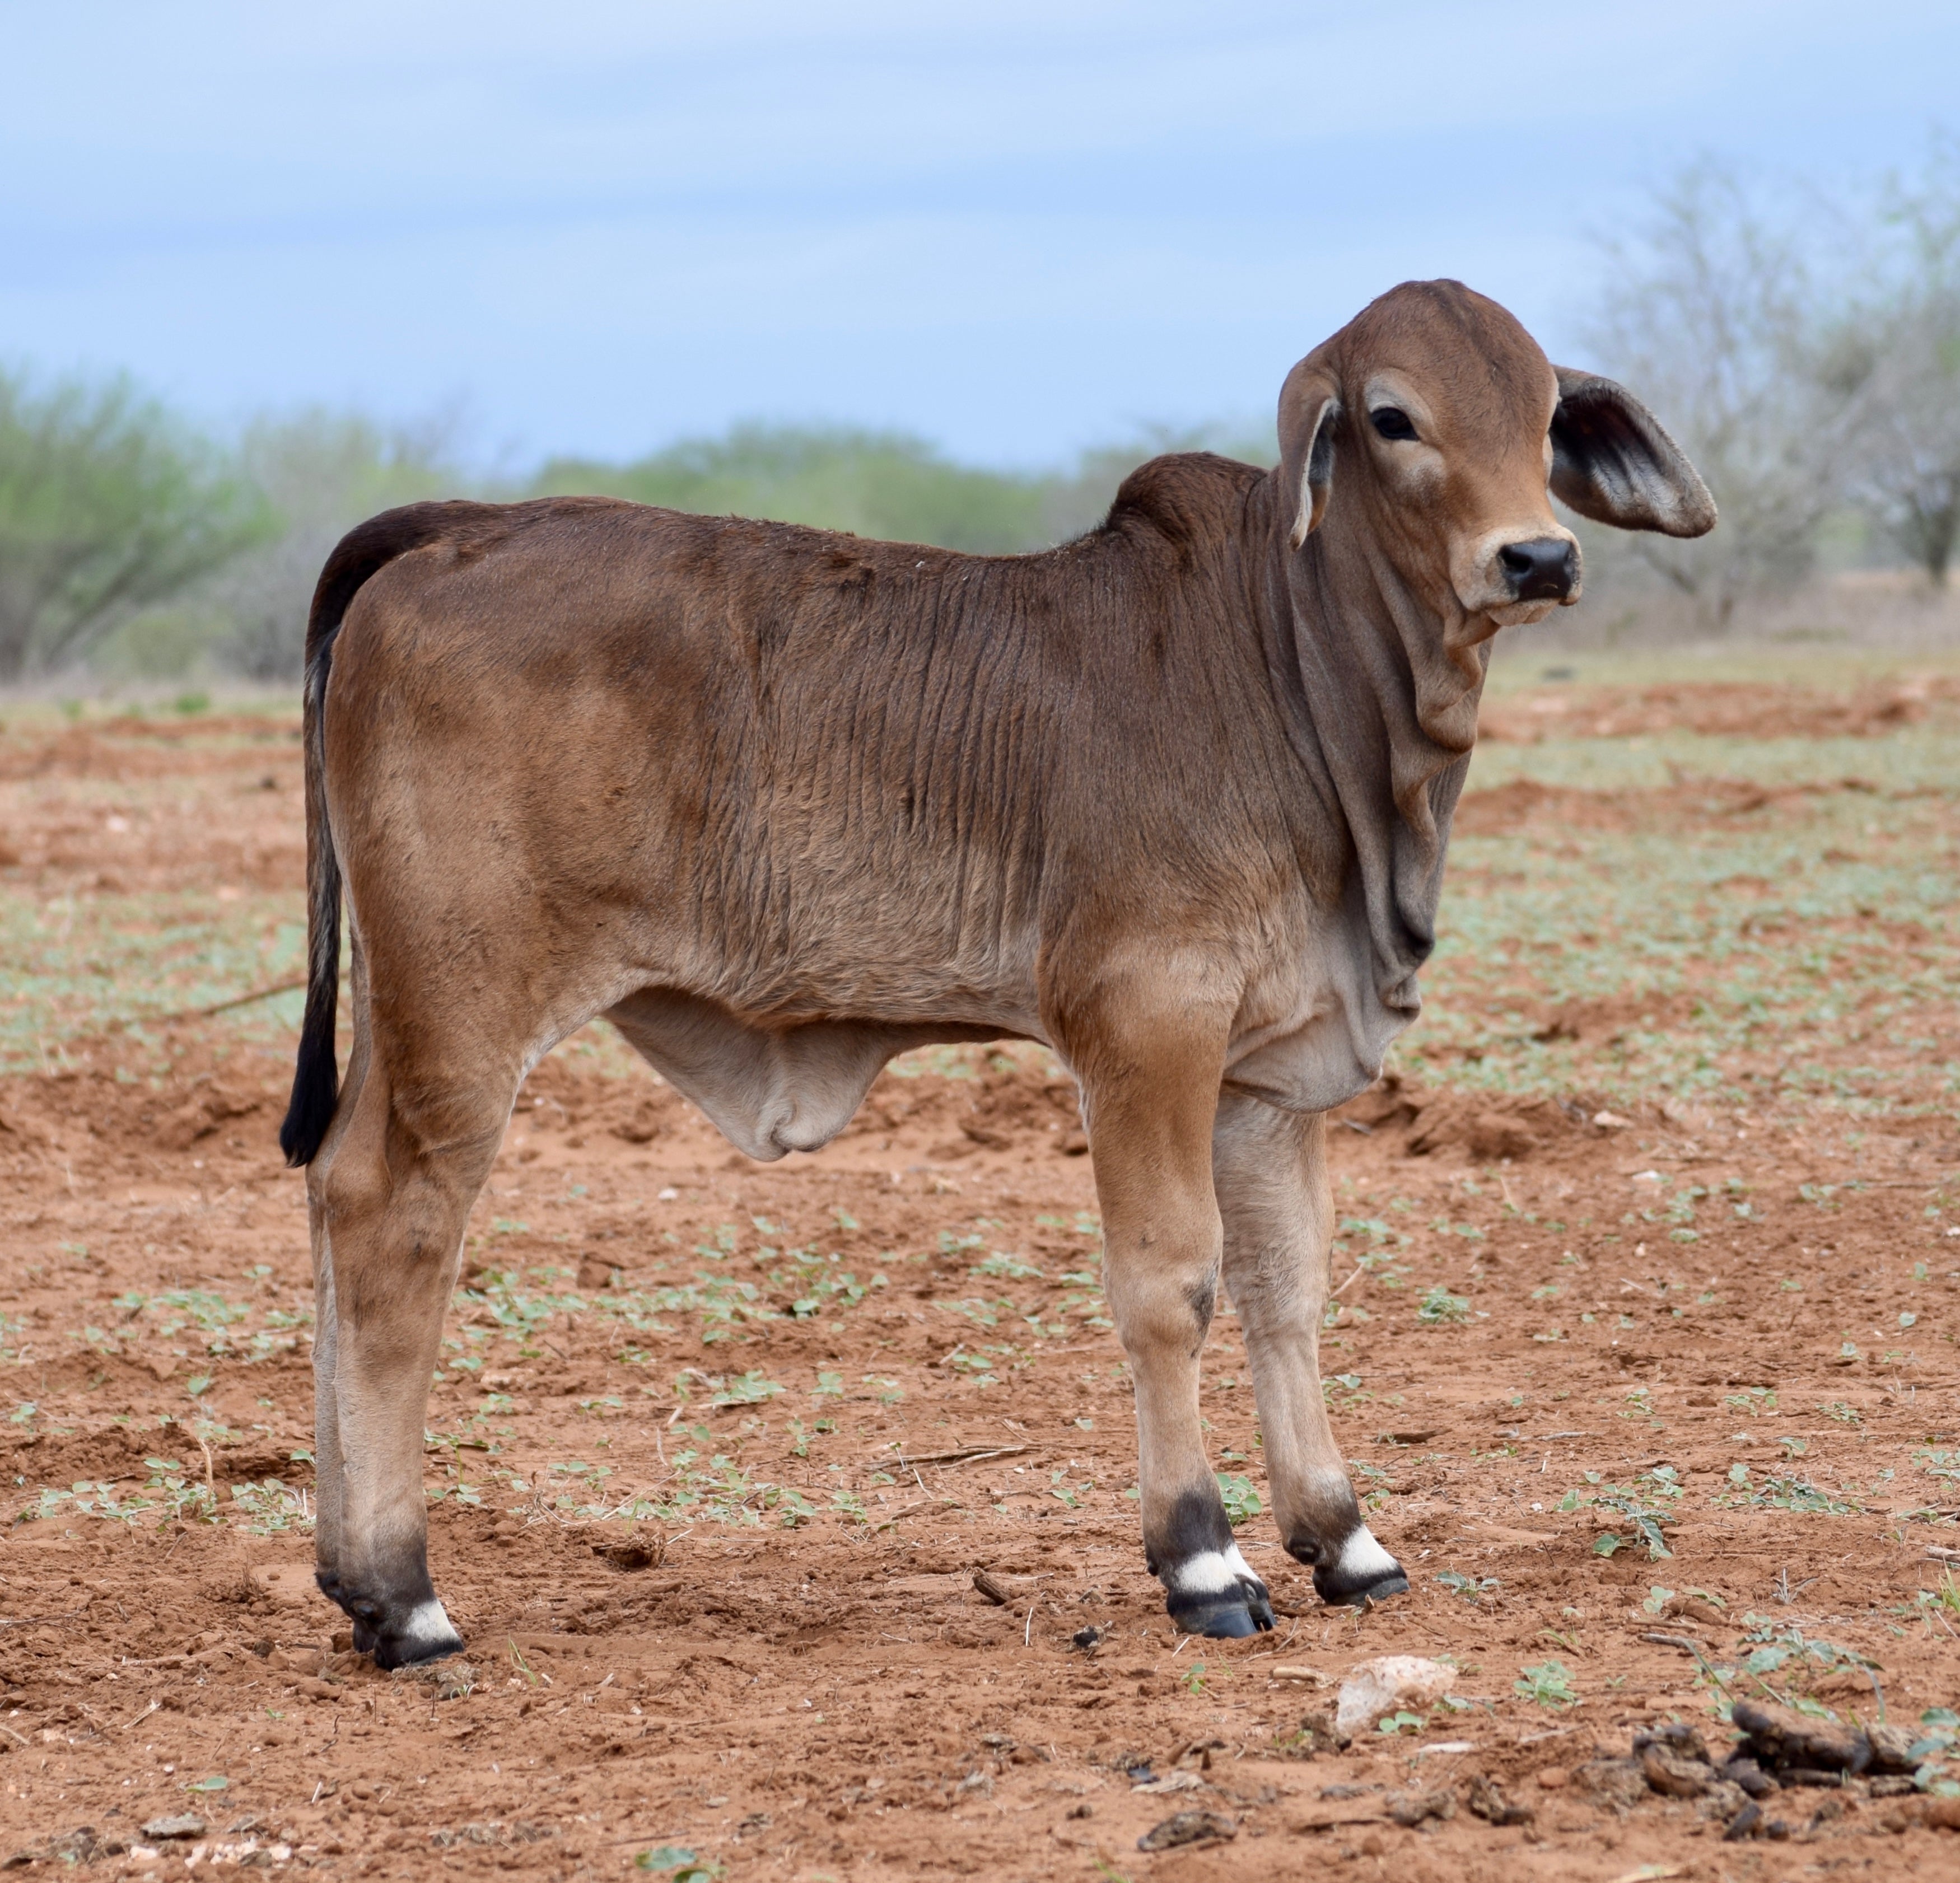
[1724,1801,1762,1842]
[1534,1767,1568,1791]
[1334,1655,1457,1737]
[1633,1720,1709,1765]
[1386,1786,1455,1828]
[1574,1757,1650,1811]
[1071,1625,1103,1651]
[1137,1810,1236,1852]
[1865,1723,1921,1773]
[1640,1745,1711,1798]
[141,1815,206,1842]
[1694,1779,1748,1823]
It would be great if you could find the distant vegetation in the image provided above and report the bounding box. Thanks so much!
[1,135,1954,683]
[535,425,1061,554]
[0,372,269,682]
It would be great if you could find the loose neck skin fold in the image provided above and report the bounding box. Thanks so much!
[1253,471,1495,1012]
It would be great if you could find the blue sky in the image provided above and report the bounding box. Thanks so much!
[3,1,1954,468]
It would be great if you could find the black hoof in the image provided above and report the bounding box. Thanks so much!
[1314,1561,1410,1609]
[358,1610,465,1670]
[320,1568,463,1667]
[1166,1580,1276,1639]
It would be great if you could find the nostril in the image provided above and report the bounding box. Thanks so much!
[1498,545,1535,578]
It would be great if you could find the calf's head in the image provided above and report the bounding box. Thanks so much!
[1278,279,1714,631]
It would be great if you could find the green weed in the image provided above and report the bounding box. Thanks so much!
[1515,1660,1578,1709]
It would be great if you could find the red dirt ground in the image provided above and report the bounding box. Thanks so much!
[2,691,1958,1880]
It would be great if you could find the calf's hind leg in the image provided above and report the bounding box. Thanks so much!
[309,1053,511,1667]
[1214,1092,1406,1606]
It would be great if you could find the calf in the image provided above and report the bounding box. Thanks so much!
[280,279,1712,1665]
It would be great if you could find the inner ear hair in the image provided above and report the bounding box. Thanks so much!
[1550,368,1716,539]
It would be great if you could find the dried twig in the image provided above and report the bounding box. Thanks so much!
[891,1443,1028,1468]
[130,976,311,1029]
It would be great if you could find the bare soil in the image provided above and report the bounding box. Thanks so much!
[2,688,1958,1880]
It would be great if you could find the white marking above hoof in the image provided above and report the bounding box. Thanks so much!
[401,1597,461,1651]
[1170,1541,1261,1595]
[1336,1526,1401,1582]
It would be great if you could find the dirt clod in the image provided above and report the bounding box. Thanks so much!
[1137,1809,1236,1851]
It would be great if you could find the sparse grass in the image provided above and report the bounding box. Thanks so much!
[1402,722,1960,1116]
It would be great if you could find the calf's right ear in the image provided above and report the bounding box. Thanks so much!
[1550,368,1717,538]
[1278,358,1342,549]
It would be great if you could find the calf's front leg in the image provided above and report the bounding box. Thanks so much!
[1214,1091,1407,1605]
[1075,1003,1273,1638]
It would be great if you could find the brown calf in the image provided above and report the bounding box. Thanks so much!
[281,280,1712,1665]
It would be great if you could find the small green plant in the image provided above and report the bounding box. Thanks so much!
[707,1371,782,1407]
[975,1251,1043,1280]
[1376,1709,1425,1735]
[1515,1660,1578,1709]
[1590,1483,1675,1559]
[636,1849,722,1882]
[1417,1284,1471,1325]
[1216,1473,1263,1526]
[1435,1569,1499,1601]
[1723,1465,1859,1516]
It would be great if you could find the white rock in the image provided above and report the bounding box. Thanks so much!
[1334,1655,1457,1737]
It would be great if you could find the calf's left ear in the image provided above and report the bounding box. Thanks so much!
[1278,357,1342,549]
[1550,368,1717,538]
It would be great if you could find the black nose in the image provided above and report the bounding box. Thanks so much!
[1497,537,1576,602]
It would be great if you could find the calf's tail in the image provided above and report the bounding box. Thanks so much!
[278,503,480,1166]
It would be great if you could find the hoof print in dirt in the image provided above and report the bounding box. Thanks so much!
[1137,1810,1236,1852]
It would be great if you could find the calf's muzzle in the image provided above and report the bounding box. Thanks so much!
[1498,535,1578,602]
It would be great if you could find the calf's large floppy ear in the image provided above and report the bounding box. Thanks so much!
[1550,367,1717,538]
[1278,357,1342,549]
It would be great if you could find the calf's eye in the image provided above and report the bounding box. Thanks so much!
[1370,407,1418,442]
